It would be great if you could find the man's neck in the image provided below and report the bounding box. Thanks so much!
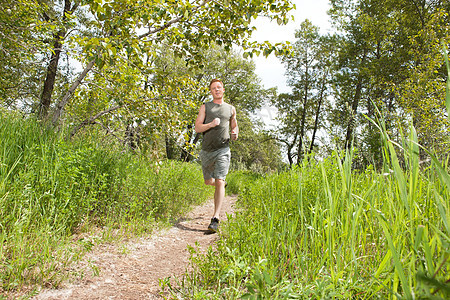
[213,98,224,104]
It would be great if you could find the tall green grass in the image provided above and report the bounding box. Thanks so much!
[175,135,448,299]
[225,170,263,195]
[170,49,450,298]
[0,110,212,294]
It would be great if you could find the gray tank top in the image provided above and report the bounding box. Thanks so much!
[202,101,234,151]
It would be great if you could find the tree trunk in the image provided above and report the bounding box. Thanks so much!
[309,70,327,154]
[38,31,64,119]
[297,65,309,165]
[281,131,297,169]
[165,135,177,160]
[287,146,293,168]
[344,74,363,151]
[125,123,140,151]
[180,125,194,162]
[344,50,367,151]
[38,0,76,120]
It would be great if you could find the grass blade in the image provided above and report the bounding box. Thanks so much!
[377,213,412,299]
[443,43,450,121]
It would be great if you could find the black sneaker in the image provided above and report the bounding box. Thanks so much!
[208,217,219,233]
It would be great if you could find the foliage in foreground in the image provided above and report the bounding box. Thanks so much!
[0,111,212,293]
[172,128,449,298]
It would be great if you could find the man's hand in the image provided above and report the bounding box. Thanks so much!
[211,117,220,127]
[231,130,238,141]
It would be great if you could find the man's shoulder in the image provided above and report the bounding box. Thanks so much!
[222,102,234,109]
[225,102,235,112]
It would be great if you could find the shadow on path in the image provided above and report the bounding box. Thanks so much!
[174,223,212,235]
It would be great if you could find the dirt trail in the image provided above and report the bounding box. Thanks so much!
[33,195,237,300]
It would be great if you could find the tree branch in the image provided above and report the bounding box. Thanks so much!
[94,120,124,144]
[52,59,95,125]
[408,0,425,27]
[69,96,163,137]
[138,0,211,39]
[70,104,121,137]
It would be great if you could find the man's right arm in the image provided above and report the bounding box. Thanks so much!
[195,104,220,133]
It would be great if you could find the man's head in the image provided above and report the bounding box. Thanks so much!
[209,78,223,89]
[209,79,224,101]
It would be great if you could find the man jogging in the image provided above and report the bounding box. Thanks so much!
[195,79,238,233]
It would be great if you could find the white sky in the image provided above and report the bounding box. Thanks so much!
[251,0,333,94]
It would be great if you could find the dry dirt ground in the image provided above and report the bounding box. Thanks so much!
[32,195,237,300]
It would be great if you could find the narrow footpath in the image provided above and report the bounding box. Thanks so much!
[33,195,237,300]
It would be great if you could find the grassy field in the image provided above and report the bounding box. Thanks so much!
[171,127,450,299]
[0,111,213,295]
[1,120,448,300]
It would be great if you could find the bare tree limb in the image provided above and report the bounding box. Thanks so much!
[52,59,95,125]
[94,120,124,144]
[70,103,123,137]
[69,97,163,137]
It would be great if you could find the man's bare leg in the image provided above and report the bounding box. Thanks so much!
[204,178,215,186]
[213,179,226,219]
[204,178,225,232]
[204,178,225,219]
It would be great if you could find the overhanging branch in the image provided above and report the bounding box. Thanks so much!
[138,0,211,39]
[69,97,164,137]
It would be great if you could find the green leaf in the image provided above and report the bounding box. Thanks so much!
[377,213,412,299]
[443,44,450,122]
[414,225,424,252]
[374,249,391,278]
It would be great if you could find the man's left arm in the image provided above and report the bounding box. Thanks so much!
[230,106,238,140]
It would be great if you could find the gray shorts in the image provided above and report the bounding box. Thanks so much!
[199,147,231,181]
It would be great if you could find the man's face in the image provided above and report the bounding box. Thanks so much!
[210,82,224,99]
